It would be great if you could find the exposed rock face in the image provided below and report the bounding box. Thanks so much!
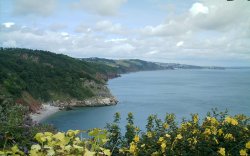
[52,96,118,108]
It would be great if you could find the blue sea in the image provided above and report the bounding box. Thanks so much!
[43,69,250,131]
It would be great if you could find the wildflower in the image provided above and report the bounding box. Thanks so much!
[239,149,247,156]
[218,147,225,156]
[141,144,145,148]
[176,134,182,140]
[193,114,199,123]
[129,142,136,154]
[165,134,171,138]
[161,142,166,152]
[224,133,234,140]
[163,123,169,129]
[210,126,217,135]
[218,129,223,136]
[246,141,250,149]
[147,132,152,138]
[134,135,140,142]
[224,116,238,125]
[211,117,219,125]
[158,137,164,143]
[203,128,211,135]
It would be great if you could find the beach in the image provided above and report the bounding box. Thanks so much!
[30,104,60,123]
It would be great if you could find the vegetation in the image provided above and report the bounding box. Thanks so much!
[0,48,119,102]
[82,58,166,73]
[1,110,249,155]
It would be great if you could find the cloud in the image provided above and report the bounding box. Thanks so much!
[12,0,57,16]
[189,3,209,16]
[95,20,126,34]
[176,41,184,47]
[49,23,67,31]
[2,40,17,47]
[72,0,127,16]
[105,38,127,42]
[2,22,15,28]
[1,0,250,66]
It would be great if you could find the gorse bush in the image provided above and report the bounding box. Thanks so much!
[1,110,249,156]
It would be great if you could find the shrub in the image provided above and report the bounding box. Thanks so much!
[1,110,249,156]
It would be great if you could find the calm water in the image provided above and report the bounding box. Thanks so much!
[43,69,250,131]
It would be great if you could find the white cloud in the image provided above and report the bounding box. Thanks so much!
[95,20,125,34]
[176,41,184,47]
[72,0,127,16]
[2,22,15,28]
[2,40,17,47]
[189,3,209,16]
[105,38,127,42]
[61,32,69,36]
[12,0,57,16]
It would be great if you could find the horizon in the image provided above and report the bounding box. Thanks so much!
[1,0,250,66]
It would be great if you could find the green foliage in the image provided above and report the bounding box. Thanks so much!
[0,129,111,156]
[125,112,136,146]
[0,96,56,149]
[0,48,119,102]
[105,112,122,154]
[1,110,250,155]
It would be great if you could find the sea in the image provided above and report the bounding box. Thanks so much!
[43,69,250,131]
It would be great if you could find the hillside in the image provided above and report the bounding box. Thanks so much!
[0,48,121,110]
[82,57,168,73]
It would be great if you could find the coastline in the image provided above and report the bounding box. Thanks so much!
[30,104,60,123]
[30,96,118,123]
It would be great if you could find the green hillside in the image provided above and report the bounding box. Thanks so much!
[0,48,118,103]
[82,57,166,73]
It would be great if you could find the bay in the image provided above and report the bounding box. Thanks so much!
[43,69,250,131]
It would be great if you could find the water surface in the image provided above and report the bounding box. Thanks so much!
[43,69,250,131]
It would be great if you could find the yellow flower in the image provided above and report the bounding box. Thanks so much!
[163,123,169,129]
[203,128,211,135]
[231,118,238,125]
[67,130,80,137]
[193,114,199,123]
[158,137,164,143]
[240,149,247,156]
[224,116,238,125]
[176,134,182,140]
[218,147,225,156]
[211,117,219,125]
[246,141,250,149]
[129,142,136,153]
[165,134,171,138]
[161,142,166,152]
[147,132,152,138]
[141,144,145,148]
[218,129,223,136]
[134,135,140,142]
[224,133,234,140]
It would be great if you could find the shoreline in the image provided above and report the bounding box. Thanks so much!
[30,104,60,123]
[29,96,118,123]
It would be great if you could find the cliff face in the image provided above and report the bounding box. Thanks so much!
[51,80,118,107]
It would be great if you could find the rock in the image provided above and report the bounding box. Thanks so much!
[51,96,118,108]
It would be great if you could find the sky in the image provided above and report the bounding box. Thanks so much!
[0,0,250,66]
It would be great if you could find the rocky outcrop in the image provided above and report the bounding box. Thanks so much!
[51,96,118,108]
